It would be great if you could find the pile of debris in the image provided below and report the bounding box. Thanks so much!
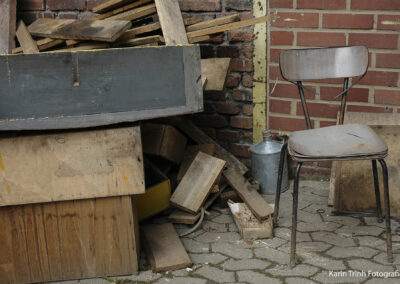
[12,0,270,54]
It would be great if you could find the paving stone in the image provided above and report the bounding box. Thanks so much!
[286,277,318,284]
[356,236,386,248]
[195,232,241,243]
[189,253,227,265]
[297,221,341,233]
[348,259,394,272]
[373,252,400,265]
[201,220,228,233]
[321,214,361,227]
[237,270,282,284]
[194,265,235,282]
[222,258,270,270]
[364,216,385,227]
[268,264,319,277]
[182,238,210,253]
[232,237,288,249]
[204,210,220,220]
[254,247,289,264]
[312,270,367,283]
[212,241,253,259]
[301,203,332,214]
[303,254,346,270]
[326,246,379,259]
[375,239,400,253]
[112,270,162,282]
[211,214,234,224]
[298,210,323,223]
[279,241,332,253]
[336,225,383,237]
[364,279,400,284]
[79,279,109,284]
[311,231,356,247]
[175,228,205,239]
[275,227,312,242]
[58,281,79,284]
[171,269,189,277]
[228,222,238,232]
[154,277,206,284]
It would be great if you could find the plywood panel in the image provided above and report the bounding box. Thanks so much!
[0,126,144,206]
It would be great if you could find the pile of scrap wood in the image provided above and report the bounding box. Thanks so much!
[12,0,271,54]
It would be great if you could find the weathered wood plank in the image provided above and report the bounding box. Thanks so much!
[0,0,16,54]
[52,42,109,52]
[28,18,131,42]
[107,3,156,21]
[119,22,161,41]
[119,35,164,46]
[142,223,191,272]
[170,152,226,214]
[94,0,153,20]
[186,14,241,32]
[177,144,216,181]
[223,167,273,221]
[155,0,188,45]
[12,38,64,54]
[92,0,135,13]
[15,20,39,54]
[201,58,231,92]
[0,126,144,206]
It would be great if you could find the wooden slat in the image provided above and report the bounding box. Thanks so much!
[177,144,216,181]
[223,167,273,221]
[119,35,164,46]
[92,0,135,13]
[15,20,39,54]
[0,126,145,206]
[170,152,226,214]
[107,3,156,21]
[183,16,204,26]
[94,0,153,20]
[119,22,161,41]
[142,223,191,272]
[52,42,109,52]
[155,0,188,45]
[12,38,65,54]
[28,18,132,42]
[186,14,241,32]
[187,15,271,38]
[0,0,16,54]
[189,35,211,44]
[201,58,231,92]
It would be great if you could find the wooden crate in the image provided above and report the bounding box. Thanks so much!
[0,195,140,283]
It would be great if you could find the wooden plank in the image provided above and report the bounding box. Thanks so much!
[155,0,188,45]
[0,45,203,130]
[120,22,161,41]
[201,58,231,92]
[12,38,65,54]
[93,0,135,13]
[0,0,16,54]
[119,35,164,46]
[142,223,191,272]
[0,126,145,206]
[52,42,109,52]
[223,167,273,221]
[170,152,226,214]
[177,144,216,181]
[15,20,39,54]
[187,15,272,38]
[186,14,241,32]
[184,16,204,26]
[189,35,211,44]
[28,18,132,42]
[94,0,153,20]
[107,3,156,21]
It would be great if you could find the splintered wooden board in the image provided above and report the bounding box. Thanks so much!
[15,20,39,54]
[0,126,145,206]
[201,58,231,92]
[223,167,273,221]
[142,223,191,272]
[177,144,216,181]
[0,196,139,283]
[28,18,132,42]
[333,112,400,216]
[155,0,188,45]
[170,152,226,214]
[186,14,241,32]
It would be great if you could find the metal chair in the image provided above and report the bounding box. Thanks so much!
[272,46,393,267]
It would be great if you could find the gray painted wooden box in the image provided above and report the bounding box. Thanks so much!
[0,45,203,130]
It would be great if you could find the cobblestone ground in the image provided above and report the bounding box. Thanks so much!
[56,180,400,284]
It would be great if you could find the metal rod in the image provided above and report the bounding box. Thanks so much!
[378,159,393,263]
[290,162,302,268]
[372,160,383,223]
[339,78,349,125]
[273,142,288,226]
[297,81,312,129]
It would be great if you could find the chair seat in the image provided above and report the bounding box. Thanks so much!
[288,124,388,161]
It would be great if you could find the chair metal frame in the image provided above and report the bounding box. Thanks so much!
[272,46,393,267]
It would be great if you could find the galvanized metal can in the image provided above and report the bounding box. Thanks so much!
[249,131,289,195]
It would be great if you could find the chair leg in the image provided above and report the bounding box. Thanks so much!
[372,160,383,223]
[274,143,288,226]
[290,162,302,268]
[378,159,393,263]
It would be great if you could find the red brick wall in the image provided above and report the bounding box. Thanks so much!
[17,0,256,169]
[269,0,400,178]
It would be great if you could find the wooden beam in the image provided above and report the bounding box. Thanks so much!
[12,38,64,54]
[0,0,16,54]
[186,14,241,32]
[15,20,39,54]
[107,3,156,21]
[155,0,188,45]
[28,18,132,42]
[93,0,153,20]
[187,15,271,38]
[92,0,135,14]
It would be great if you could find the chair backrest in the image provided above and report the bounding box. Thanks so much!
[279,46,368,81]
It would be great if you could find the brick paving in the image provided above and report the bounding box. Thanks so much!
[54,180,400,283]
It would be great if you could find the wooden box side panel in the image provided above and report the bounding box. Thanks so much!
[0,196,139,283]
